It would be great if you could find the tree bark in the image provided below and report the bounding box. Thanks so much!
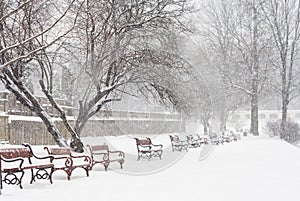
[40,80,84,152]
[250,92,259,136]
[280,80,289,138]
[250,1,260,136]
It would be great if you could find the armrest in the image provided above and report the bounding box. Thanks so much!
[1,157,24,171]
[91,152,109,161]
[52,156,69,160]
[138,145,152,150]
[179,139,188,143]
[70,154,91,163]
[22,143,54,161]
[51,156,73,167]
[151,144,163,148]
[173,140,188,145]
[70,154,87,159]
[109,150,125,158]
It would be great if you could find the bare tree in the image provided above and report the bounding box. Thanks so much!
[199,0,273,136]
[0,0,82,148]
[51,1,194,151]
[1,0,196,151]
[261,0,300,139]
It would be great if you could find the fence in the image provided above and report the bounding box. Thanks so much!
[0,112,185,145]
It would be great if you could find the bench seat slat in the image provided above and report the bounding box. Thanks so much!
[23,164,54,170]
[3,167,21,172]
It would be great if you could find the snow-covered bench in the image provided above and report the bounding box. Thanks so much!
[0,144,54,189]
[169,135,189,152]
[186,135,202,148]
[195,134,209,144]
[134,138,163,160]
[209,133,224,145]
[44,147,91,180]
[87,144,125,171]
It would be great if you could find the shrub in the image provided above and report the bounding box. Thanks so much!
[266,121,280,137]
[266,119,300,143]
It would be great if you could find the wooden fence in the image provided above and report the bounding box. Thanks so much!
[0,114,185,145]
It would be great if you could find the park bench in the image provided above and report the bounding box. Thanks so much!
[186,135,202,148]
[0,144,54,189]
[209,133,223,145]
[233,133,241,141]
[222,134,233,143]
[169,135,188,152]
[87,144,125,171]
[134,138,163,160]
[195,134,209,144]
[44,146,91,180]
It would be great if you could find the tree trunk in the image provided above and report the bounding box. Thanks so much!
[35,110,69,147]
[281,99,288,139]
[2,76,70,149]
[250,92,259,136]
[203,123,208,135]
[40,80,84,152]
[250,2,260,136]
[280,79,289,139]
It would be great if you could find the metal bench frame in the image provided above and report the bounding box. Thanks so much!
[87,144,125,171]
[0,144,54,189]
[134,138,163,161]
[169,135,189,152]
[44,147,91,180]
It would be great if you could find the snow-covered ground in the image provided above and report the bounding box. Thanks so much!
[1,134,300,201]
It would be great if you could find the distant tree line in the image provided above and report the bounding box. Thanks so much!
[192,0,300,139]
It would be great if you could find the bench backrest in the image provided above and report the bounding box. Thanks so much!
[0,148,32,159]
[88,144,109,153]
[44,147,71,155]
[135,138,151,146]
[186,135,194,140]
[169,135,180,143]
[209,133,218,138]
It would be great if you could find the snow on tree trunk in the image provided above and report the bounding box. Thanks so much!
[37,111,69,147]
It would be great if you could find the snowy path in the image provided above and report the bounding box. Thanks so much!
[1,135,300,201]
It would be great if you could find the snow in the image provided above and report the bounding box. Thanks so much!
[1,134,300,201]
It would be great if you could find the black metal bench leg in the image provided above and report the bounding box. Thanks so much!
[119,160,124,169]
[49,167,54,184]
[103,162,109,171]
[84,167,89,177]
[18,171,25,189]
[30,169,35,184]
[3,171,24,189]
[137,153,141,161]
[30,168,53,184]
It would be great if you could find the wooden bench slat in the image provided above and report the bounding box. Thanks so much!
[23,164,54,170]
[3,167,21,172]
[45,147,71,155]
[0,148,33,158]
